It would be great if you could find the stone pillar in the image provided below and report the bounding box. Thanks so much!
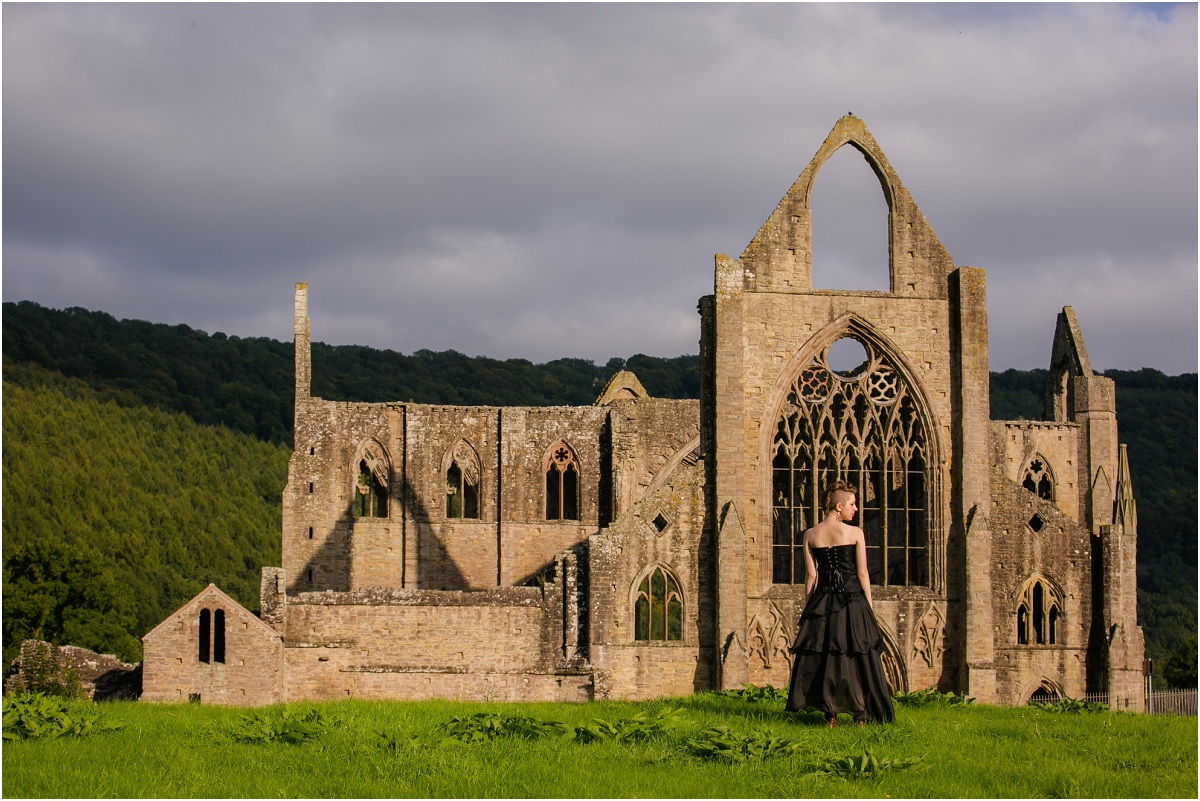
[294,283,311,402]
[711,254,748,689]
[563,551,579,661]
[950,266,997,702]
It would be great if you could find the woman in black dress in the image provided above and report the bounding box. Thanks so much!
[786,479,894,727]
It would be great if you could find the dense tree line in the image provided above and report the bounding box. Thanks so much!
[2,301,1194,681]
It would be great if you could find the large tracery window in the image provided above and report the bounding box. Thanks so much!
[545,441,580,521]
[772,335,930,587]
[634,565,683,641]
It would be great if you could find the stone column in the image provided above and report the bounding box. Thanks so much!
[294,283,311,403]
[711,254,749,689]
[950,266,997,703]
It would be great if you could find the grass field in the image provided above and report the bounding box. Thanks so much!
[3,692,1196,798]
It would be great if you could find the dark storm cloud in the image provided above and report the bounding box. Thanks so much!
[4,3,1196,372]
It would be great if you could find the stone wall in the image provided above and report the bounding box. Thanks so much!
[988,469,1092,704]
[281,582,589,702]
[588,460,713,699]
[5,640,141,702]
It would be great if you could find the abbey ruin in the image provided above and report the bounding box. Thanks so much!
[142,116,1145,709]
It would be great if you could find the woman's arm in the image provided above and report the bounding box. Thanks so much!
[803,533,818,597]
[854,531,873,609]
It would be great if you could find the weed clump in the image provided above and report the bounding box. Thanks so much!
[232,706,329,744]
[2,692,123,740]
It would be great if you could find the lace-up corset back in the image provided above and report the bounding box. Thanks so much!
[812,544,858,594]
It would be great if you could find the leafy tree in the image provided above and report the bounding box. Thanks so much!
[3,541,141,665]
[1162,636,1197,689]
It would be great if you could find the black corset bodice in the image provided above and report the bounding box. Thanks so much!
[811,544,860,594]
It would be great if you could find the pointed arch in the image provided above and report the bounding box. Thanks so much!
[1022,454,1056,502]
[630,562,685,643]
[442,439,481,520]
[760,314,943,591]
[352,439,391,518]
[1020,675,1065,705]
[543,439,580,521]
[876,620,909,694]
[1013,573,1065,646]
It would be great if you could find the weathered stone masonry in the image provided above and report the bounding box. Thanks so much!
[142,116,1143,709]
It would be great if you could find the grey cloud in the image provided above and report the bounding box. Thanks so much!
[3,3,1195,371]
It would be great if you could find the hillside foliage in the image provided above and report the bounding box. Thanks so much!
[2,365,287,665]
[2,301,1194,679]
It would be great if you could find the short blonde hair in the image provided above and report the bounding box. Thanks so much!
[822,479,856,515]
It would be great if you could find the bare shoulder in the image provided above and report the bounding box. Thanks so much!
[845,524,866,544]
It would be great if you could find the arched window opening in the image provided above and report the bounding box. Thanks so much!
[1016,576,1062,646]
[1028,685,1059,705]
[634,566,683,642]
[213,609,226,664]
[198,608,211,663]
[810,145,890,292]
[354,452,388,518]
[545,442,580,521]
[772,335,930,587]
[1022,458,1054,501]
[445,442,480,519]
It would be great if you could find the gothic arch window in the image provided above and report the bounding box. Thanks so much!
[1015,576,1062,646]
[633,565,683,642]
[353,442,389,518]
[444,441,481,519]
[1022,456,1055,501]
[771,334,931,587]
[544,441,579,521]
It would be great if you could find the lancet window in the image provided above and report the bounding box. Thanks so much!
[634,565,683,641]
[1016,577,1061,646]
[198,608,225,664]
[354,443,389,518]
[545,441,580,521]
[771,335,930,587]
[1022,457,1054,501]
[445,441,481,519]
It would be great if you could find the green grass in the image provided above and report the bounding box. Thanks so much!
[3,693,1196,798]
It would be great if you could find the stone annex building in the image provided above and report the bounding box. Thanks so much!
[142,116,1144,709]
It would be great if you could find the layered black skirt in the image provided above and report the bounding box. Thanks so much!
[785,580,895,723]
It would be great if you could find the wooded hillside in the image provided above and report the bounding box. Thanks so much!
[3,301,1194,682]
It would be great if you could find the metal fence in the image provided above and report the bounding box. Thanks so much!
[1082,689,1197,715]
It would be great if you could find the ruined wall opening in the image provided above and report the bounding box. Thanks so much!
[633,564,683,642]
[544,441,580,521]
[444,441,481,519]
[1016,576,1062,645]
[1023,456,1055,501]
[810,145,890,293]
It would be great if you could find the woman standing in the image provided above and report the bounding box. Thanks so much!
[785,479,895,726]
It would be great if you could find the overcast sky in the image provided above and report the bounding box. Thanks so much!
[4,3,1196,373]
